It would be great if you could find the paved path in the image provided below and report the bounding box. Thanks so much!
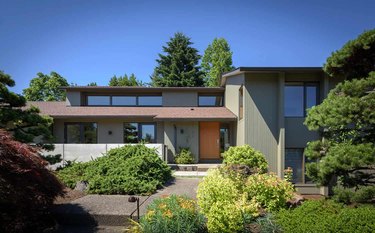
[53,177,202,232]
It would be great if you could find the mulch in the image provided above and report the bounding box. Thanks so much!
[54,188,86,204]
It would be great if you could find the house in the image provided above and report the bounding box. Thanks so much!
[30,67,343,195]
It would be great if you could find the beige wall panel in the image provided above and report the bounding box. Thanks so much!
[66,91,81,106]
[162,92,198,106]
[245,73,279,173]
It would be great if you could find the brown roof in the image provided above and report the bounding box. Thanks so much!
[27,102,237,121]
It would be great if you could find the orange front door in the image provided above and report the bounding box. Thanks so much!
[199,122,220,160]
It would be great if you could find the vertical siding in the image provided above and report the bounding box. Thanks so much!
[245,73,279,173]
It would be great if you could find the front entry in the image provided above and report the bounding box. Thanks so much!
[199,122,220,160]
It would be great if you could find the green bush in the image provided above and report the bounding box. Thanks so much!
[222,145,268,173]
[175,148,195,164]
[57,145,172,195]
[137,195,206,233]
[276,200,375,233]
[244,173,294,211]
[333,185,375,204]
[197,169,293,232]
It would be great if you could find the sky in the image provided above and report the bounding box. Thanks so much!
[1,0,374,94]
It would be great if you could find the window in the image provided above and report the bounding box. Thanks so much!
[220,124,230,153]
[198,95,223,106]
[87,96,110,106]
[112,96,137,106]
[239,86,243,120]
[65,123,97,143]
[285,148,313,184]
[138,96,162,106]
[284,83,319,117]
[124,123,156,143]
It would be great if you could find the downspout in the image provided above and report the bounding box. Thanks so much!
[173,124,177,155]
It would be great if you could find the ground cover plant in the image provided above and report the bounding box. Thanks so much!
[276,200,375,233]
[197,145,294,233]
[174,148,195,164]
[57,144,172,195]
[0,130,64,233]
[129,195,206,233]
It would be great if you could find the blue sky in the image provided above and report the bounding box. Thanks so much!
[1,0,374,94]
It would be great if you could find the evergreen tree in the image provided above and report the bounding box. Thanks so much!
[202,38,234,86]
[108,73,142,86]
[23,72,69,101]
[0,71,53,149]
[152,32,204,87]
[304,29,375,192]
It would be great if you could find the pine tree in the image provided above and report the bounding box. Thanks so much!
[108,73,142,86]
[152,32,204,87]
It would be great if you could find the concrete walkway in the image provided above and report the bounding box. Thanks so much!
[52,177,202,232]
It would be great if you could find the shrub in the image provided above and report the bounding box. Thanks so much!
[137,195,206,233]
[222,145,268,173]
[251,213,282,233]
[244,173,294,211]
[333,185,375,204]
[57,144,172,195]
[0,130,64,233]
[175,148,195,164]
[276,200,375,233]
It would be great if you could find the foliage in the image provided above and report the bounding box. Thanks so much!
[324,29,375,80]
[108,73,143,86]
[284,167,293,182]
[197,167,293,232]
[305,30,375,194]
[276,200,375,233]
[135,195,205,233]
[87,82,97,86]
[57,145,172,195]
[0,130,64,233]
[175,148,195,164]
[0,71,54,149]
[244,173,294,211]
[252,213,282,233]
[151,32,204,87]
[333,185,375,204]
[23,71,69,101]
[222,145,268,174]
[202,38,234,86]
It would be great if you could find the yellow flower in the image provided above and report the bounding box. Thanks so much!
[163,209,173,218]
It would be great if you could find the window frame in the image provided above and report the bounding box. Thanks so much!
[123,122,157,143]
[198,94,224,107]
[284,148,313,184]
[64,122,98,144]
[85,94,162,107]
[284,82,319,117]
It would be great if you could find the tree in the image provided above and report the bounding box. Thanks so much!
[304,30,375,193]
[0,71,53,149]
[202,38,234,86]
[108,73,142,86]
[23,72,69,101]
[87,82,97,86]
[151,32,204,87]
[324,29,375,80]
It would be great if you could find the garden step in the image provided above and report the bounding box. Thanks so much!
[52,195,149,227]
[54,225,125,233]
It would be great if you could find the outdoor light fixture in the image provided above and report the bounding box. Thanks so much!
[108,130,112,135]
[128,196,140,221]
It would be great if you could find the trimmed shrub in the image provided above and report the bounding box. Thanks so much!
[0,129,64,233]
[57,144,172,195]
[138,195,206,233]
[222,145,268,173]
[244,173,294,211]
[175,148,195,164]
[276,200,375,233]
[333,185,375,204]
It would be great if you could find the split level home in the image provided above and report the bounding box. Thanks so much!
[30,67,344,195]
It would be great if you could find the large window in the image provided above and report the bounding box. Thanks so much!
[87,95,162,106]
[285,148,313,184]
[198,95,223,106]
[65,122,97,143]
[284,83,319,117]
[124,123,156,143]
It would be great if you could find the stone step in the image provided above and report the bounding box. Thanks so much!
[54,225,126,233]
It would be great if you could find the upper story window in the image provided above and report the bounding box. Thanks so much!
[284,82,319,117]
[138,96,162,106]
[86,95,162,106]
[198,95,223,106]
[87,96,110,106]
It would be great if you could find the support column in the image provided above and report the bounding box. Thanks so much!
[277,72,285,178]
